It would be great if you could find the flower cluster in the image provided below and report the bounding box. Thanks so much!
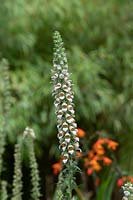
[121,182,133,200]
[84,138,119,175]
[117,176,133,187]
[52,31,81,164]
[52,130,119,176]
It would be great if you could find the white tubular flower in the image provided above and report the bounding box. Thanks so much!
[54,83,61,91]
[62,122,69,132]
[62,153,69,164]
[57,110,63,119]
[66,94,73,103]
[70,126,78,135]
[57,132,64,140]
[124,191,130,197]
[64,133,71,143]
[68,145,74,155]
[74,136,79,142]
[74,142,79,149]
[56,65,62,70]
[66,114,74,124]
[62,84,70,92]
[61,142,67,151]
[59,92,65,100]
[52,31,81,164]
[62,103,68,112]
[122,182,133,200]
[59,74,64,79]
[68,104,75,114]
[54,99,60,107]
[122,197,128,200]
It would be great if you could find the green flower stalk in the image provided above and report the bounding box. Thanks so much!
[0,127,5,179]
[0,59,11,120]
[122,182,133,200]
[1,181,8,200]
[23,127,41,200]
[11,143,23,200]
[0,58,11,178]
[52,31,81,199]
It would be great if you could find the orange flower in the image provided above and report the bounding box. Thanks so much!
[87,168,93,175]
[107,139,119,150]
[90,159,102,171]
[52,162,62,175]
[117,178,124,187]
[95,138,105,145]
[102,156,112,166]
[84,158,90,168]
[89,159,97,165]
[88,150,95,159]
[129,177,133,183]
[122,176,127,182]
[94,144,105,155]
[77,128,86,138]
[95,178,100,186]
[92,163,102,171]
[83,137,119,174]
[95,147,105,155]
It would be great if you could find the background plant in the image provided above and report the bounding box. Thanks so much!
[11,142,22,200]
[23,127,41,200]
[0,59,11,178]
[1,181,8,200]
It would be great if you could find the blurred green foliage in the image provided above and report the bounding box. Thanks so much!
[0,0,132,182]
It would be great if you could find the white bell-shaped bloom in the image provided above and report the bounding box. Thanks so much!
[66,114,74,124]
[61,142,67,151]
[62,122,68,132]
[64,133,71,143]
[68,145,74,154]
[62,153,69,164]
[59,92,65,100]
[62,103,68,112]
